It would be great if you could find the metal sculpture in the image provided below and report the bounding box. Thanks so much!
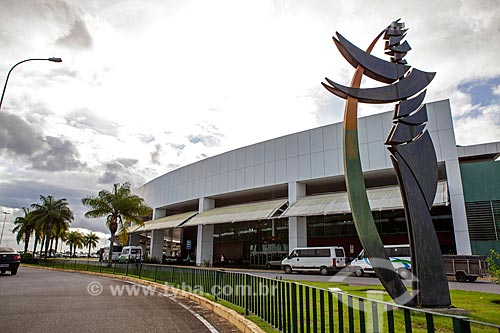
[322,20,451,307]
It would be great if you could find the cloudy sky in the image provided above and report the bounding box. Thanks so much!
[1,0,499,250]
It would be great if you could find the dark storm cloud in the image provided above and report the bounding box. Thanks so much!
[0,112,84,171]
[0,112,41,155]
[30,136,85,171]
[98,158,143,185]
[55,18,93,49]
[65,108,119,136]
[0,180,110,234]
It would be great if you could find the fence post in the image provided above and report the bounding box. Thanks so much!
[126,261,129,276]
[215,270,220,301]
[291,283,298,333]
[154,266,158,282]
[245,274,249,316]
[453,316,471,333]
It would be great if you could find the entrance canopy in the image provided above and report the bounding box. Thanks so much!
[281,181,448,217]
[128,211,198,234]
[183,199,288,226]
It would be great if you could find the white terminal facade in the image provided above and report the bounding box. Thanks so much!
[133,99,499,266]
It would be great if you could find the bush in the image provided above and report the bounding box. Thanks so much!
[21,252,33,259]
[486,249,500,283]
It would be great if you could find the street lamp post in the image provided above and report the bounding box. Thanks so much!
[0,57,62,111]
[0,211,11,246]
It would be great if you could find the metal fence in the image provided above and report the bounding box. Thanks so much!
[25,259,500,333]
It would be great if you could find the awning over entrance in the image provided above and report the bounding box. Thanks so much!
[183,199,288,227]
[281,181,448,217]
[128,211,198,233]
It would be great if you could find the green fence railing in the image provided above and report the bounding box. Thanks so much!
[25,258,500,333]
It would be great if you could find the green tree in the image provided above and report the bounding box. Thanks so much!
[81,183,151,266]
[487,249,500,284]
[12,207,35,254]
[83,232,100,258]
[31,195,74,258]
[65,230,84,257]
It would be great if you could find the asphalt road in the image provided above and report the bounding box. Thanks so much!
[0,267,237,333]
[229,268,500,294]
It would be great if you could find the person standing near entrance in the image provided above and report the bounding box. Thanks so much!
[220,253,225,267]
[135,249,142,268]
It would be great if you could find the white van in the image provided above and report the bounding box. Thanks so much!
[281,246,347,275]
[119,246,144,263]
[349,244,412,279]
[101,245,123,262]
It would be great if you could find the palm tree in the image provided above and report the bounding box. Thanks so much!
[52,219,70,255]
[81,183,151,266]
[65,230,84,257]
[12,207,35,254]
[83,232,100,258]
[31,195,74,258]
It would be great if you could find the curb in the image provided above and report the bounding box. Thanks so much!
[28,265,266,333]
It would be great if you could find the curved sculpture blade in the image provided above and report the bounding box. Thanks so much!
[391,131,438,209]
[393,41,412,53]
[386,123,426,144]
[333,32,410,83]
[390,149,450,306]
[387,34,406,47]
[324,69,435,104]
[399,104,428,125]
[395,90,427,118]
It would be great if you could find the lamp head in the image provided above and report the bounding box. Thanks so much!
[48,57,62,62]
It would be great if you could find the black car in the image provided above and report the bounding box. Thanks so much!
[0,247,21,275]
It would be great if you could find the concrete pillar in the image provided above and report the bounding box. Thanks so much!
[196,197,215,266]
[128,233,141,246]
[196,224,214,266]
[150,229,164,262]
[288,182,307,250]
[446,159,472,254]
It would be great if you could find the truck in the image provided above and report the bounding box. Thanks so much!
[442,255,487,282]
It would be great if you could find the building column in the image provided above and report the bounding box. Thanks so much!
[150,229,164,262]
[196,197,215,266]
[446,159,472,254]
[288,182,307,250]
[128,233,141,246]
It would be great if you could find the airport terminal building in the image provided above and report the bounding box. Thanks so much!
[132,99,500,266]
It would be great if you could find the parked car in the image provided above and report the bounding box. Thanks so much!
[0,247,21,275]
[281,246,347,275]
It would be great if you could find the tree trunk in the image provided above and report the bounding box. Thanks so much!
[24,231,30,254]
[33,236,39,257]
[49,237,54,256]
[40,237,44,255]
[54,237,59,255]
[88,244,91,258]
[108,233,114,267]
[44,223,52,258]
